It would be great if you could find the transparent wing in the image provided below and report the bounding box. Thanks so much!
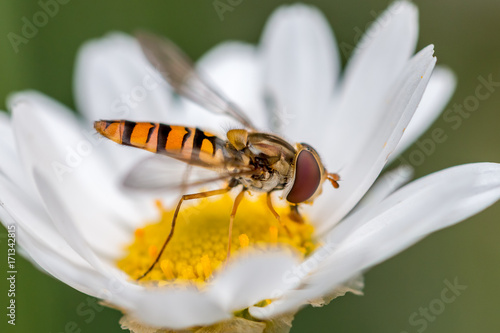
[122,155,256,192]
[135,30,256,130]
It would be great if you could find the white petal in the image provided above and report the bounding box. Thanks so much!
[208,250,299,312]
[0,182,116,299]
[192,42,268,131]
[311,1,420,230]
[350,165,413,215]
[10,92,146,259]
[123,287,231,329]
[18,229,108,298]
[324,1,418,154]
[122,251,298,329]
[74,32,175,173]
[390,66,456,161]
[329,163,500,255]
[3,214,108,298]
[0,111,15,150]
[74,32,172,123]
[32,170,117,274]
[254,163,500,318]
[0,112,31,191]
[29,169,140,309]
[260,3,340,142]
[0,175,86,265]
[17,224,134,309]
[312,45,436,234]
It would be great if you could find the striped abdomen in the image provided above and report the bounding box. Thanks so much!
[94,120,228,166]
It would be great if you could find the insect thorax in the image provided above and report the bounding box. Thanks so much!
[232,132,296,193]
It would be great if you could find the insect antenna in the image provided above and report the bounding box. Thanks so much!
[327,173,341,189]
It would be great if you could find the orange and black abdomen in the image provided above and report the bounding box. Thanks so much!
[94,120,227,166]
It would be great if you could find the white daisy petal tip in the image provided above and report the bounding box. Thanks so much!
[390,65,457,161]
[432,65,457,86]
[74,31,139,76]
[344,0,419,81]
[261,2,335,51]
[8,90,53,111]
[265,2,328,22]
[73,31,137,84]
[384,0,419,23]
[387,0,420,34]
[75,31,139,67]
[260,1,339,141]
[267,3,334,39]
[8,90,79,131]
[74,30,173,125]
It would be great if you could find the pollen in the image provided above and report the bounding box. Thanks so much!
[239,234,250,248]
[117,193,316,285]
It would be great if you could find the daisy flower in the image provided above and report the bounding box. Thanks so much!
[1,1,499,332]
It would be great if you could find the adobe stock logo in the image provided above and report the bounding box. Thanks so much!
[213,0,244,21]
[7,0,72,54]
[400,277,467,333]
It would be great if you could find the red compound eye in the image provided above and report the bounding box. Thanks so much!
[286,149,322,204]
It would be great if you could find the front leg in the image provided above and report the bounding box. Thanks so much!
[266,192,292,237]
[288,204,304,224]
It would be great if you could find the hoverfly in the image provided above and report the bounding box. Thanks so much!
[94,31,340,280]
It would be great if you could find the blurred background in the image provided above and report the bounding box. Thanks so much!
[0,0,499,332]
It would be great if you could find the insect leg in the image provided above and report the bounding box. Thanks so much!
[136,186,232,281]
[226,188,246,261]
[288,204,305,224]
[266,192,292,237]
[180,165,193,192]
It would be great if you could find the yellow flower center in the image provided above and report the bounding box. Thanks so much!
[117,194,316,285]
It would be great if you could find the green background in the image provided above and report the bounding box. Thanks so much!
[1,0,500,332]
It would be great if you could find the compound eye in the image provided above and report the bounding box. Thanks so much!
[286,149,322,204]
